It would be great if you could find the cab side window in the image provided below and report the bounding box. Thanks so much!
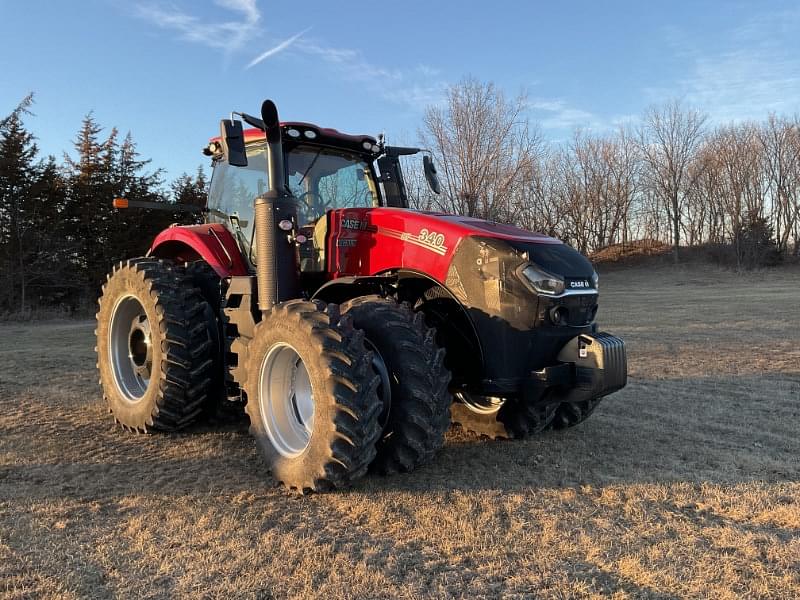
[207,146,268,260]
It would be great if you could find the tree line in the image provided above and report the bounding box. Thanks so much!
[3,82,798,314]
[412,78,800,267]
[0,94,206,314]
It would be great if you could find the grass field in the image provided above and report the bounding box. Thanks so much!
[1,264,798,599]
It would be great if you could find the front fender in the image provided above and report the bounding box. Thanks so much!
[311,275,396,304]
[149,224,249,278]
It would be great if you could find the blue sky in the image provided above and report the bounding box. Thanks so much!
[2,0,799,181]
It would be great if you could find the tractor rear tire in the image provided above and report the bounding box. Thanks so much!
[451,394,556,439]
[549,397,603,429]
[185,260,223,316]
[340,296,452,475]
[244,300,382,492]
[95,258,214,432]
[184,260,232,419]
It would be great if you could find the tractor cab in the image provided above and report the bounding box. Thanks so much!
[204,119,439,277]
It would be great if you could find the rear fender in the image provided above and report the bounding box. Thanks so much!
[149,224,249,278]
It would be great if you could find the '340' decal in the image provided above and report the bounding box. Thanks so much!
[373,226,449,256]
[416,229,447,254]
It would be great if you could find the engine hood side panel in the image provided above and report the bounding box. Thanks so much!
[327,207,564,281]
[328,208,461,281]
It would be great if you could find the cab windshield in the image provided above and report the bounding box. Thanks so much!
[287,145,378,225]
[207,143,378,255]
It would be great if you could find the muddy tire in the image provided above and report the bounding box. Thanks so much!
[451,394,556,439]
[549,397,603,430]
[95,258,214,432]
[244,300,381,492]
[340,296,452,474]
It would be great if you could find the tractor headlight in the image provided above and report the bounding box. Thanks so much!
[592,271,599,290]
[520,264,565,296]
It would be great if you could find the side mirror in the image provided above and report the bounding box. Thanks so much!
[423,155,441,195]
[219,119,248,167]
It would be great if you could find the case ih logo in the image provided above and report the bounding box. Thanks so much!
[341,218,372,231]
[570,280,591,289]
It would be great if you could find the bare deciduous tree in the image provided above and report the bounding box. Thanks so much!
[419,77,542,223]
[759,114,800,254]
[639,101,707,262]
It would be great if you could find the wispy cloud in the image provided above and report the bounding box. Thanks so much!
[214,0,259,24]
[527,99,605,131]
[246,27,311,69]
[130,2,444,108]
[298,42,446,108]
[648,8,800,122]
[132,0,260,53]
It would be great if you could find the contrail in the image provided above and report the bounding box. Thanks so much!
[245,27,311,69]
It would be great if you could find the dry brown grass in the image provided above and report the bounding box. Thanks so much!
[590,239,672,263]
[1,264,799,599]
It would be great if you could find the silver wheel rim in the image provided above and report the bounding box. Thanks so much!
[109,295,153,402]
[259,343,314,458]
[457,392,505,416]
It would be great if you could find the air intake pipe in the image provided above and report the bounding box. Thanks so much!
[254,99,300,314]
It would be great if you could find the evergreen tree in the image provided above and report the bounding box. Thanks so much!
[108,131,168,261]
[21,156,76,309]
[171,166,208,208]
[1,98,204,312]
[0,94,71,312]
[62,113,114,296]
[734,211,781,268]
[63,118,170,294]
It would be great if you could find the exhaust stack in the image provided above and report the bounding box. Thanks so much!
[254,99,300,314]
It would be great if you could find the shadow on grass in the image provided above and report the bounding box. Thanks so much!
[2,373,799,505]
[1,373,797,599]
[0,370,800,502]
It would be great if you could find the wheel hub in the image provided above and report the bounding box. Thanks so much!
[109,295,152,402]
[456,392,505,416]
[259,343,315,458]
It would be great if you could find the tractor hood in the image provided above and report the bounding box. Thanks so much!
[417,211,561,245]
[412,210,596,283]
[328,207,595,286]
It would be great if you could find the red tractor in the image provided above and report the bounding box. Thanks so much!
[96,100,627,492]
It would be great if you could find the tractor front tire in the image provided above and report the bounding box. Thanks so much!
[451,394,556,439]
[95,258,214,432]
[244,300,382,492]
[341,296,452,475]
[549,397,603,430]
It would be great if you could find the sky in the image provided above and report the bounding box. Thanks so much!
[2,0,800,181]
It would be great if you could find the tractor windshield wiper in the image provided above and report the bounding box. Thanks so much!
[297,149,323,188]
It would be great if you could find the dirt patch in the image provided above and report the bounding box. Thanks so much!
[1,264,799,598]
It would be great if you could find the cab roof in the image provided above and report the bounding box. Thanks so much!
[209,122,377,146]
